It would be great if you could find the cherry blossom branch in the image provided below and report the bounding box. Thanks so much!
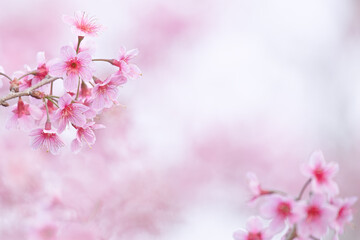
[0,76,61,106]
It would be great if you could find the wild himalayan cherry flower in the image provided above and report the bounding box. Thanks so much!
[233,216,272,240]
[112,46,141,79]
[49,46,93,91]
[71,122,105,153]
[260,195,302,234]
[31,52,49,85]
[301,150,339,196]
[6,98,42,130]
[53,93,89,133]
[62,11,102,37]
[331,197,357,238]
[91,74,127,110]
[30,122,65,155]
[247,172,272,202]
[297,194,337,239]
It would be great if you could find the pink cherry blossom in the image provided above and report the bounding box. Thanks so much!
[32,52,49,85]
[29,123,65,155]
[247,172,272,202]
[301,150,339,196]
[53,93,89,133]
[260,195,302,234]
[91,74,127,111]
[111,46,141,79]
[233,216,272,240]
[49,46,93,91]
[71,122,105,153]
[62,11,102,37]
[331,197,357,237]
[6,98,42,130]
[297,194,337,239]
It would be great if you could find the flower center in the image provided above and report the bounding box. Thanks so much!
[61,105,74,117]
[36,64,48,79]
[277,202,291,218]
[247,232,262,240]
[98,85,108,94]
[306,205,321,222]
[67,58,80,71]
[313,167,325,183]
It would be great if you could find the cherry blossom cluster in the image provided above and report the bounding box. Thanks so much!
[234,151,357,240]
[0,11,141,154]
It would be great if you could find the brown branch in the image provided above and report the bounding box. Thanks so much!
[296,178,312,201]
[0,76,61,107]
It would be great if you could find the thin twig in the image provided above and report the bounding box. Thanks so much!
[18,71,36,81]
[0,72,12,82]
[0,76,61,107]
[296,178,312,201]
[92,58,113,64]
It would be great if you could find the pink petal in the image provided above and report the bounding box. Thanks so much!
[79,67,93,81]
[57,118,67,133]
[246,216,263,232]
[62,14,75,25]
[71,138,82,153]
[64,73,79,92]
[233,230,247,240]
[59,93,73,109]
[125,48,139,60]
[37,52,46,64]
[60,45,76,60]
[49,62,67,77]
[77,51,92,65]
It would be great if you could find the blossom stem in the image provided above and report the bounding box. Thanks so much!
[18,71,37,81]
[44,98,50,122]
[0,72,12,82]
[75,78,81,100]
[50,81,53,95]
[76,36,84,54]
[45,96,59,108]
[92,58,113,64]
[0,76,61,107]
[296,178,312,201]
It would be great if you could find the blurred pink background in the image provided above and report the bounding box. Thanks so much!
[0,0,359,239]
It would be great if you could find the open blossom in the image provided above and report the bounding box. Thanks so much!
[112,46,141,79]
[260,195,302,234]
[49,46,93,91]
[30,123,65,155]
[71,122,105,153]
[62,11,102,37]
[53,93,89,133]
[301,151,339,196]
[297,194,337,239]
[91,74,127,110]
[6,98,42,130]
[247,172,272,202]
[331,197,357,238]
[233,216,272,240]
[32,52,49,86]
